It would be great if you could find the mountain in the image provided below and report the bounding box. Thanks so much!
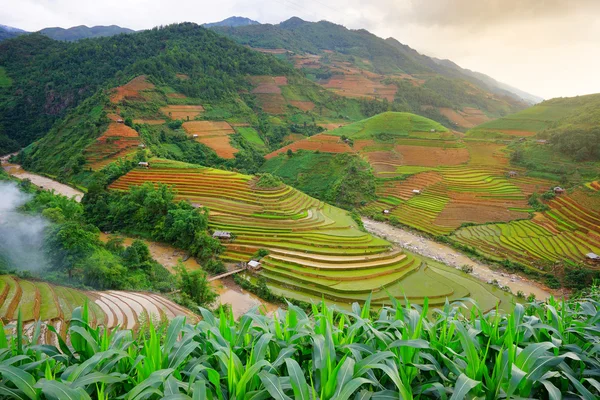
[468,93,600,162]
[0,24,27,41]
[39,25,134,41]
[203,16,260,28]
[430,57,544,104]
[3,22,387,181]
[210,17,541,128]
[0,23,293,155]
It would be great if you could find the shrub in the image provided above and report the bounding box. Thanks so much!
[255,173,283,189]
[460,264,473,274]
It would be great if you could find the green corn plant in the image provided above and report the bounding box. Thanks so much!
[0,291,598,399]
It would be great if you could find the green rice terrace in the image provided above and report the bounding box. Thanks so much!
[0,275,196,344]
[452,189,600,269]
[109,158,513,311]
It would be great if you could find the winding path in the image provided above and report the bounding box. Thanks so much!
[362,218,552,300]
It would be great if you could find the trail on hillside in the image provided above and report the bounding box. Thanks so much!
[362,218,552,300]
[1,158,83,202]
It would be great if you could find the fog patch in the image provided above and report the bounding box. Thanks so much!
[0,182,49,271]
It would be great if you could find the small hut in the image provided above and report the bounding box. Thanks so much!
[116,118,124,124]
[212,231,232,240]
[536,139,548,145]
[412,189,421,195]
[554,186,565,195]
[192,134,199,138]
[138,144,146,149]
[430,129,436,133]
[383,209,390,215]
[138,161,149,168]
[248,260,262,270]
[586,253,599,263]
[508,171,518,178]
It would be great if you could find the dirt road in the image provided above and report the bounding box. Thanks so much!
[1,159,83,202]
[363,218,552,300]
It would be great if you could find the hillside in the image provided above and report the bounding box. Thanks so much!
[39,24,134,41]
[468,93,600,162]
[109,158,513,310]
[0,23,293,155]
[211,17,536,129]
[260,110,600,286]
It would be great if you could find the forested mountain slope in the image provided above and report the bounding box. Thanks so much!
[0,23,291,154]
[39,25,135,41]
[211,17,537,128]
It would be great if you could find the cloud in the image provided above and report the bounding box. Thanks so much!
[0,182,49,271]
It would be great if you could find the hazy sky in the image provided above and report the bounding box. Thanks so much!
[2,0,599,99]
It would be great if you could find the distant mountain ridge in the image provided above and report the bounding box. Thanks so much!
[0,24,27,41]
[203,16,260,28]
[212,17,541,105]
[39,25,135,41]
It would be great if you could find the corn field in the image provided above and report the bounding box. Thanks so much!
[0,293,599,399]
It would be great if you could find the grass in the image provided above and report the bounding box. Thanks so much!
[328,112,448,140]
[235,126,266,147]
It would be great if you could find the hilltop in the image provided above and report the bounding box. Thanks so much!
[203,16,260,28]
[211,17,538,128]
[0,24,27,41]
[39,24,135,41]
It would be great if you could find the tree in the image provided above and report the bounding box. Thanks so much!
[287,149,293,157]
[174,262,217,308]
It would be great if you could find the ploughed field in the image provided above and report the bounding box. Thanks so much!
[109,159,513,310]
[0,275,196,344]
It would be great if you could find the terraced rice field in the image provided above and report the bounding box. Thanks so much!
[0,275,195,344]
[265,134,353,159]
[109,159,513,309]
[160,105,205,120]
[85,121,142,169]
[183,120,238,158]
[452,190,600,268]
[362,165,550,235]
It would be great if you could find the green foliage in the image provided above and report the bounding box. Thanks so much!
[255,173,283,189]
[173,262,217,308]
[1,293,599,398]
[527,193,549,212]
[261,151,376,209]
[84,182,223,263]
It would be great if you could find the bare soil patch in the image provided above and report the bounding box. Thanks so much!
[160,105,205,120]
[289,100,315,111]
[110,76,154,103]
[394,145,470,167]
[265,133,354,158]
[133,119,166,125]
[183,121,238,159]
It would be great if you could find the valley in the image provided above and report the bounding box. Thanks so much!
[0,11,599,400]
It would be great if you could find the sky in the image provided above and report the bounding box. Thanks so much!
[2,0,600,99]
